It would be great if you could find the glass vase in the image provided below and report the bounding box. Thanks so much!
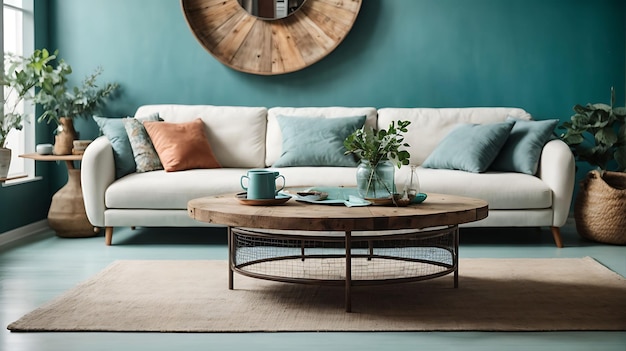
[399,164,420,203]
[356,160,395,199]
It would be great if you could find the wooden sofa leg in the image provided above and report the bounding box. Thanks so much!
[105,227,114,246]
[550,226,563,248]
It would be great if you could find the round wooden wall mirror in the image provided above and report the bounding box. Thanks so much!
[181,0,363,75]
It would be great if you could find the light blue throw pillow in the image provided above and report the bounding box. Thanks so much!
[490,118,558,175]
[94,113,160,179]
[273,115,367,167]
[422,121,515,173]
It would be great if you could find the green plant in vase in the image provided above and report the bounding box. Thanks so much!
[344,120,411,200]
[4,49,118,155]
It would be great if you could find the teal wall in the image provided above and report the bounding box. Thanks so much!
[1,0,625,233]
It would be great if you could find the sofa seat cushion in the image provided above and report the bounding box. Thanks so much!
[105,167,359,209]
[106,169,248,209]
[105,166,550,211]
[407,167,552,210]
[271,167,359,188]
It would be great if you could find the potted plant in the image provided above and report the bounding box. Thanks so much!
[0,110,24,179]
[1,52,40,178]
[6,49,118,155]
[559,87,626,244]
[344,120,411,201]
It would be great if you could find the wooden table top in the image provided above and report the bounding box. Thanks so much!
[19,153,83,161]
[188,193,489,232]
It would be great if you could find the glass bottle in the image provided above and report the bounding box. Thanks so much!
[400,164,420,202]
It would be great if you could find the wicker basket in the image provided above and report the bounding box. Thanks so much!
[574,170,626,245]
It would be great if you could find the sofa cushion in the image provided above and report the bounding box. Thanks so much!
[134,105,267,168]
[144,118,221,172]
[395,166,553,210]
[490,118,558,175]
[377,107,532,165]
[123,117,163,173]
[94,113,161,179]
[422,121,515,173]
[105,167,358,209]
[266,107,378,167]
[273,115,366,167]
[105,165,552,211]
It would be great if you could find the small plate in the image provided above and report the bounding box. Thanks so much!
[296,191,328,201]
[413,193,428,204]
[236,192,291,206]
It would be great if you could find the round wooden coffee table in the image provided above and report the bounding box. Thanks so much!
[188,192,488,312]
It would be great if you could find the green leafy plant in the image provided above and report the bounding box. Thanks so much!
[1,52,41,148]
[2,49,118,138]
[559,87,626,172]
[28,49,118,125]
[344,121,411,199]
[343,120,411,168]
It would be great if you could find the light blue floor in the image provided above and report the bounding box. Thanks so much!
[1,220,625,351]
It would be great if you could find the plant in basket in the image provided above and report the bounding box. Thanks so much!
[558,87,626,245]
[343,120,411,201]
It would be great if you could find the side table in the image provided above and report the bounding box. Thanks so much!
[20,153,96,238]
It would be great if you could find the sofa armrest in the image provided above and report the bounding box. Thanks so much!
[81,136,115,227]
[537,139,575,227]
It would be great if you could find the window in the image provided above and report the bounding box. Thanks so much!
[2,0,34,181]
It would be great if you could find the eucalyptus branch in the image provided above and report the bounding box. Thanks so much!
[344,120,411,168]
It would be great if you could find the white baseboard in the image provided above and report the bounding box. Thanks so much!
[0,220,51,247]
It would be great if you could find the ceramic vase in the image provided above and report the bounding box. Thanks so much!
[54,117,77,155]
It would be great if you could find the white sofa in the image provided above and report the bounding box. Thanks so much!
[81,105,575,247]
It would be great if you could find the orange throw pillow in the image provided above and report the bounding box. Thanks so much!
[143,118,221,172]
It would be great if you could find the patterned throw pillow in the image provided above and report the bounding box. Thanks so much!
[123,117,163,172]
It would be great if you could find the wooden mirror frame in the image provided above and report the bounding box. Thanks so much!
[181,0,362,75]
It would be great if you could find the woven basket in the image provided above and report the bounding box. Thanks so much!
[574,170,626,245]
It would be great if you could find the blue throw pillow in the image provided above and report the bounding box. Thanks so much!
[94,113,160,179]
[490,118,558,175]
[272,115,367,167]
[422,121,515,173]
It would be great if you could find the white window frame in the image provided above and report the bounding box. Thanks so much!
[2,0,36,186]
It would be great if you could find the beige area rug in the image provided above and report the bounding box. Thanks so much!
[8,257,626,332]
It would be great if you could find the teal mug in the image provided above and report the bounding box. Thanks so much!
[240,170,286,199]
